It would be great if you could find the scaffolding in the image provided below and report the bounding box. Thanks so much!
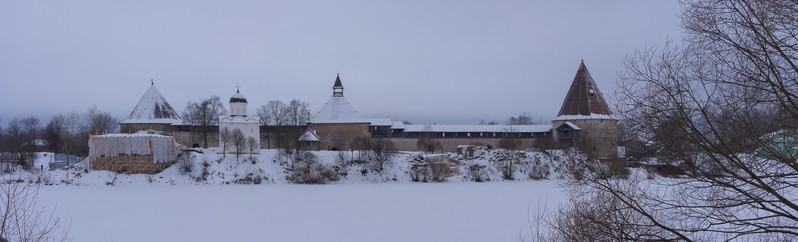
[88,131,178,174]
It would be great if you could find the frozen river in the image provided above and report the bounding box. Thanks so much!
[38,181,565,242]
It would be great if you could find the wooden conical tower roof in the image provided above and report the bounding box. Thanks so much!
[555,61,613,119]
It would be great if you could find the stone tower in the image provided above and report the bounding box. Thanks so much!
[552,61,618,159]
[310,74,370,150]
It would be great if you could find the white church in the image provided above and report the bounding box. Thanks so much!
[218,88,260,154]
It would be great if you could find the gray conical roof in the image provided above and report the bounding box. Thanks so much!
[314,74,366,123]
[313,95,365,123]
[121,82,181,124]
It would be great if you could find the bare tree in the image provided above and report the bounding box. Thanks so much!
[61,111,86,159]
[261,100,287,126]
[506,112,536,125]
[566,1,798,240]
[284,99,312,126]
[43,115,65,153]
[231,128,245,161]
[219,127,231,158]
[86,106,117,134]
[281,99,312,151]
[497,126,522,180]
[256,100,287,149]
[246,136,258,159]
[541,186,664,242]
[257,99,310,151]
[369,138,396,172]
[4,117,40,170]
[182,96,226,148]
[0,183,69,242]
[416,124,441,153]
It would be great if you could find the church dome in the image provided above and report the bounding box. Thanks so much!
[230,89,247,103]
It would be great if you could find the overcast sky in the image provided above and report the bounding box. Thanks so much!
[0,0,681,125]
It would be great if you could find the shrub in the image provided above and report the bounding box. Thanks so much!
[491,150,524,180]
[195,160,211,182]
[287,152,340,184]
[274,149,294,167]
[409,161,430,182]
[428,162,449,182]
[528,162,550,180]
[590,159,630,179]
[177,154,195,175]
[235,173,264,184]
[649,164,684,177]
[468,164,488,182]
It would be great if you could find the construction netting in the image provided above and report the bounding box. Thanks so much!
[89,131,178,163]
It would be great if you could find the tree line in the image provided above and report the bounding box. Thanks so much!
[0,106,117,170]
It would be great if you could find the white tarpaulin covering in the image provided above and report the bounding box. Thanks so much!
[89,131,178,163]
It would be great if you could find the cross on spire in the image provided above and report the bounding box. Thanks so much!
[235,83,241,93]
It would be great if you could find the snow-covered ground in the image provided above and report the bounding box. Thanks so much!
[38,182,564,242]
[5,148,571,241]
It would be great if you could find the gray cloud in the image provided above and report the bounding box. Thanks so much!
[0,0,681,125]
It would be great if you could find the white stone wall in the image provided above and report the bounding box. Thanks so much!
[219,116,260,154]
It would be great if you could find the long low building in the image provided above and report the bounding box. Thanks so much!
[392,124,552,138]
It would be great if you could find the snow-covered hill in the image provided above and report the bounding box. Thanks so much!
[2,148,570,186]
